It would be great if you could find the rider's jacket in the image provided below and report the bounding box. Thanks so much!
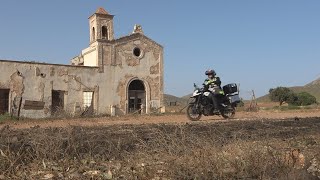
[204,77,224,95]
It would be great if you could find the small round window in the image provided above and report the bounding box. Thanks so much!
[133,47,142,58]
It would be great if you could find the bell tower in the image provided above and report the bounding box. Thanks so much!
[89,7,115,44]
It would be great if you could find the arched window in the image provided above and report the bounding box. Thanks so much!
[102,26,108,40]
[92,27,96,42]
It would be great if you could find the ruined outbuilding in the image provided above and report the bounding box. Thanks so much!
[0,7,164,118]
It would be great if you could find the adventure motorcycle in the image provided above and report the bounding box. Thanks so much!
[186,83,241,121]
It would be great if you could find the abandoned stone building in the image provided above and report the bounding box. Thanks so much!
[0,7,164,118]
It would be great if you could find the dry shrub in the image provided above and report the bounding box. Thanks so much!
[130,132,295,179]
[0,118,319,179]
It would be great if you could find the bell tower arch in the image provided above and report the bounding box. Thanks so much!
[89,7,114,43]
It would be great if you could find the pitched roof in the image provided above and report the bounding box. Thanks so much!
[95,7,109,15]
[98,33,163,49]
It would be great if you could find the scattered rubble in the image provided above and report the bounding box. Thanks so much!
[308,158,320,179]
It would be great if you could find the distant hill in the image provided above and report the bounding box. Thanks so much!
[181,94,192,100]
[164,94,189,106]
[291,78,320,101]
[258,78,320,102]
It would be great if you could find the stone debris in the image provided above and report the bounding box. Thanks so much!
[307,158,320,179]
[101,170,113,180]
[42,174,54,179]
[282,149,305,169]
[0,175,6,180]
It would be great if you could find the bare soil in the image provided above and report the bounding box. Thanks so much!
[0,109,320,129]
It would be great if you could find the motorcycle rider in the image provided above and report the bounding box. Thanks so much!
[204,69,224,113]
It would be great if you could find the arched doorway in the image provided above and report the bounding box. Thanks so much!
[128,79,146,114]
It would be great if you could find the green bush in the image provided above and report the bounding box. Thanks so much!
[269,87,317,106]
[269,87,296,106]
[296,92,317,106]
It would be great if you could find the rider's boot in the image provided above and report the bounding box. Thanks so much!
[211,96,220,114]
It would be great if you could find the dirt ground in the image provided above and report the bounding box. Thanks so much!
[1,109,319,130]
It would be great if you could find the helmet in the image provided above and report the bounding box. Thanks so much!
[205,69,216,76]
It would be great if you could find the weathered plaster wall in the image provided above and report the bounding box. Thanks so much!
[0,61,114,118]
[102,35,164,114]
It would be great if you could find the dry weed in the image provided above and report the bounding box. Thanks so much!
[0,117,319,179]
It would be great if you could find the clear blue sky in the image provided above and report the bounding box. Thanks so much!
[0,1,319,99]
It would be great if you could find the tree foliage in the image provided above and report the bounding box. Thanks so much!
[269,87,295,106]
[269,87,317,106]
[290,92,317,106]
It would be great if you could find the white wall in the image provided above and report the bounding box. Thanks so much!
[82,46,98,67]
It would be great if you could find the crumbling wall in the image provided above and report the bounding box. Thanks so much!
[0,61,107,118]
[150,63,160,75]
[111,35,164,114]
[102,45,113,66]
[114,37,161,67]
[9,71,24,97]
[9,71,25,116]
[116,75,135,114]
[145,76,160,99]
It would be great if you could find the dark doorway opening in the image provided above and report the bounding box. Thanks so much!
[0,89,9,115]
[128,80,146,114]
[52,90,64,115]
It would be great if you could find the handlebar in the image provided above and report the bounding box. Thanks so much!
[193,83,210,93]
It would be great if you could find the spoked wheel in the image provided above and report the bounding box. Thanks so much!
[221,106,235,119]
[186,104,202,121]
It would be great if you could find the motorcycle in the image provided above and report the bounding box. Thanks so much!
[186,83,241,121]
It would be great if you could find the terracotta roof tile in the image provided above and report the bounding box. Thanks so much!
[95,7,109,15]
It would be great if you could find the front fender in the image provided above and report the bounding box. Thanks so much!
[189,96,200,104]
[188,99,196,105]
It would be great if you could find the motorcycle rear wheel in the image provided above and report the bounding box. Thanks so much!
[186,104,202,121]
[221,106,235,119]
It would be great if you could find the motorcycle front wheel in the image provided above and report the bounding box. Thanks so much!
[221,106,235,119]
[186,104,202,121]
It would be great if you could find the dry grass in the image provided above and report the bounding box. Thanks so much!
[0,117,319,179]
